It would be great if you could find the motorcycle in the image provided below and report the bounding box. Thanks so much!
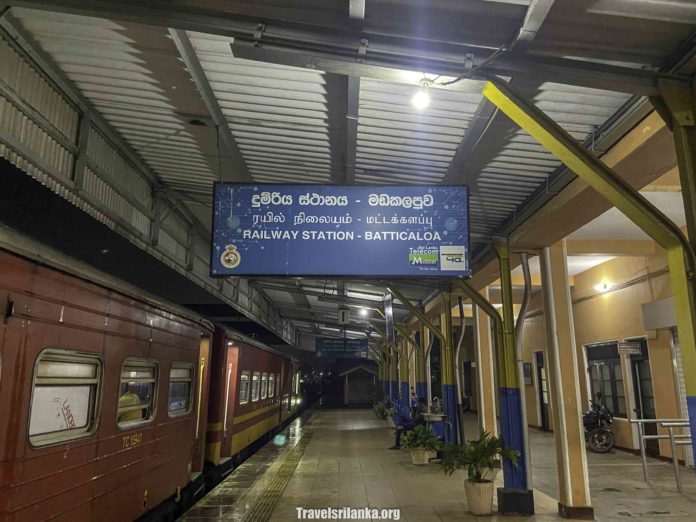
[583,395,615,453]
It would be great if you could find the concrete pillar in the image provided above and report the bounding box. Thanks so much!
[473,288,498,437]
[540,240,593,519]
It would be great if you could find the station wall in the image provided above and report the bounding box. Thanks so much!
[518,248,687,461]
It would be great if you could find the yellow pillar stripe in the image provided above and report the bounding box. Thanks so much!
[494,240,520,389]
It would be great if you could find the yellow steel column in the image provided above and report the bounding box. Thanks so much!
[399,336,410,413]
[541,240,593,519]
[473,287,499,437]
[494,239,531,492]
[396,324,421,406]
[416,322,428,401]
[439,290,460,443]
[483,77,696,474]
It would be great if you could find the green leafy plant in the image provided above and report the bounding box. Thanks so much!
[402,425,441,451]
[384,404,397,418]
[440,431,519,482]
[373,401,387,419]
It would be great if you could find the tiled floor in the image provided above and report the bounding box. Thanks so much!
[183,409,696,521]
[268,410,558,522]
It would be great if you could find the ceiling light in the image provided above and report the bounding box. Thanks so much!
[594,280,611,293]
[360,308,368,317]
[411,78,432,110]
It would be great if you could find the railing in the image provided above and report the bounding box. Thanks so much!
[629,418,692,492]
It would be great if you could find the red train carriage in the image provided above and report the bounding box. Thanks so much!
[0,233,302,522]
[205,328,301,466]
[0,246,213,522]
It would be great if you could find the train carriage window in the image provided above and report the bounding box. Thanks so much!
[268,374,275,398]
[168,364,194,417]
[28,350,102,446]
[251,372,260,402]
[239,371,250,404]
[261,373,268,399]
[118,359,157,427]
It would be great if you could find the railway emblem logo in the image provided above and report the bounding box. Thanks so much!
[221,244,241,269]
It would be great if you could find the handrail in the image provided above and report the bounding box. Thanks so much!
[629,418,692,492]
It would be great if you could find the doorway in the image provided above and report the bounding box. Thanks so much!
[629,339,659,457]
[535,351,550,431]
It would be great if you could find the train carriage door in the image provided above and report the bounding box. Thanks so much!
[192,334,210,473]
[222,343,239,442]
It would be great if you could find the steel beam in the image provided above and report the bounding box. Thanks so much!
[387,286,445,345]
[169,29,251,182]
[230,41,663,97]
[441,97,497,184]
[484,76,696,485]
[324,73,349,184]
[7,0,672,95]
[515,0,555,50]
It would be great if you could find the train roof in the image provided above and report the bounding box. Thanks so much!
[0,225,301,362]
[0,224,214,330]
[217,324,300,363]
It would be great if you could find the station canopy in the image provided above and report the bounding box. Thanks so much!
[5,0,696,348]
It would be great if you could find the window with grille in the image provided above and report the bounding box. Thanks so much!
[239,371,250,404]
[261,373,268,399]
[118,359,157,427]
[587,342,626,418]
[168,364,193,416]
[29,350,101,446]
[251,372,260,402]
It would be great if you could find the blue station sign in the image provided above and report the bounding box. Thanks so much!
[211,184,470,277]
[316,338,369,358]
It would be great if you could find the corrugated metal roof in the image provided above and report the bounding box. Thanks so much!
[7,1,696,348]
[187,31,333,184]
[13,8,218,197]
[356,78,486,185]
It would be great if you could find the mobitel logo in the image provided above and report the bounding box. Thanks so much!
[409,253,438,266]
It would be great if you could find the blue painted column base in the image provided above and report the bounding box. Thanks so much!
[498,387,528,490]
[498,387,534,516]
[415,382,427,403]
[688,396,696,464]
[443,383,459,444]
[401,382,410,417]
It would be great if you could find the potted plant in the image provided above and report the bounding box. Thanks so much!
[373,401,387,420]
[440,431,519,515]
[402,425,440,465]
[385,404,397,427]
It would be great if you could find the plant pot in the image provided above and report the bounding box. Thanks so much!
[464,480,495,516]
[410,447,429,465]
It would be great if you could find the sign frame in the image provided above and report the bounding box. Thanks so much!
[210,182,471,278]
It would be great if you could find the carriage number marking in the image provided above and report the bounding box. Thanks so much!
[123,432,142,449]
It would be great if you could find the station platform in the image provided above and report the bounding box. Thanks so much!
[181,410,696,522]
